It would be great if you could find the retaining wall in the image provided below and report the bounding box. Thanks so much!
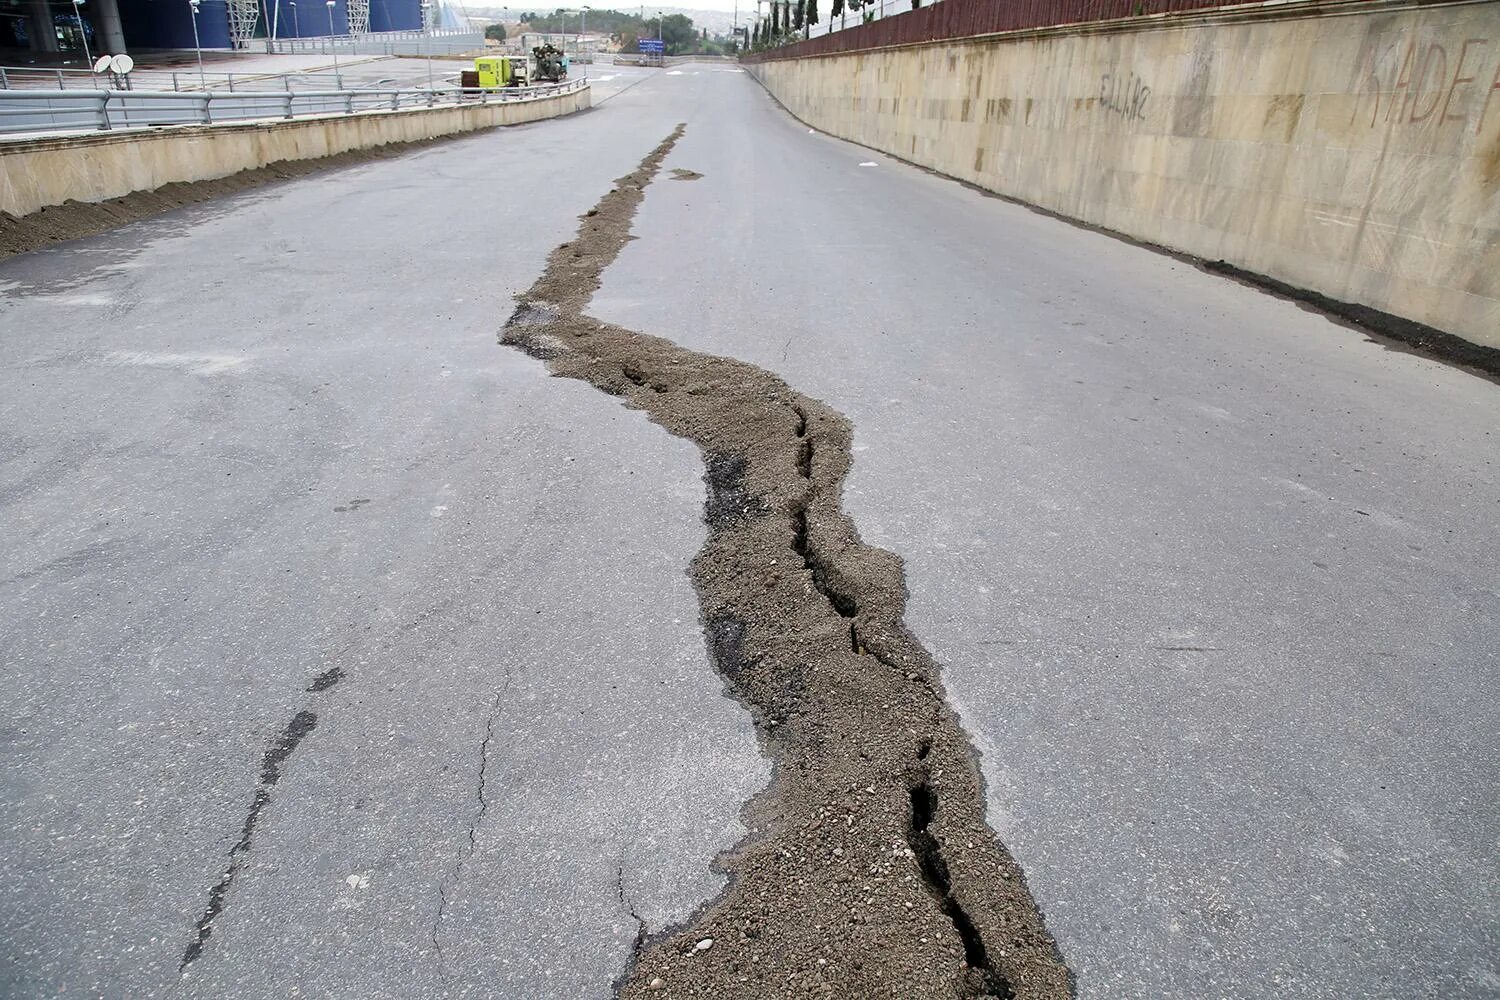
[0,85,590,218]
[748,0,1500,349]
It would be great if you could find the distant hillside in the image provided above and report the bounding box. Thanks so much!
[465,6,744,37]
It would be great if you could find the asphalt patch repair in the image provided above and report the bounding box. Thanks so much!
[502,125,1073,999]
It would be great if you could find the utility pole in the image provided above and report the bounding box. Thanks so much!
[71,0,94,72]
[325,0,341,84]
[421,1,433,88]
[187,0,205,89]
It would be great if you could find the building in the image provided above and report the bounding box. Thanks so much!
[0,0,421,59]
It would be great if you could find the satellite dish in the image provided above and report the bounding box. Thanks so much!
[93,55,112,73]
[110,54,134,74]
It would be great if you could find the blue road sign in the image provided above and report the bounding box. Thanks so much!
[639,39,664,52]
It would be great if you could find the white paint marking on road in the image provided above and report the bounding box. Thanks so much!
[43,294,116,307]
[596,74,617,81]
[666,70,684,75]
[106,351,247,375]
[431,505,449,518]
[858,161,878,167]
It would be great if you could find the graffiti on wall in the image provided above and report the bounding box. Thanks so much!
[1099,70,1151,122]
[1351,33,1500,135]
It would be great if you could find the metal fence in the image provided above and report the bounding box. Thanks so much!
[0,77,585,136]
[267,30,483,56]
[745,0,1276,59]
[0,65,356,92]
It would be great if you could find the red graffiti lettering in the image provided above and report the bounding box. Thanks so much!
[1442,38,1488,123]
[1409,44,1447,123]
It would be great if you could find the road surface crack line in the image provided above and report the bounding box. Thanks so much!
[617,863,650,962]
[431,670,512,975]
[180,702,323,970]
[500,125,1072,999]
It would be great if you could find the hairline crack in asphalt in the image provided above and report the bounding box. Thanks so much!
[501,124,1073,999]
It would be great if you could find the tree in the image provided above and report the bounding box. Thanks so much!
[806,0,819,32]
[484,22,507,41]
[831,0,843,25]
[793,0,803,31]
[659,12,695,53]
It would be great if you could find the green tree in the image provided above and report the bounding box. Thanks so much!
[659,12,695,53]
[793,0,803,31]
[831,0,843,25]
[484,22,507,40]
[806,0,818,32]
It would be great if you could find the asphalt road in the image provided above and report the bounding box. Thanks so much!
[1,65,765,999]
[2,63,1497,999]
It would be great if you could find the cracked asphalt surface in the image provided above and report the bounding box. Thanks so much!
[1,67,767,999]
[2,61,1498,1000]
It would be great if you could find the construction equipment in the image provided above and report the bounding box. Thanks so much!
[464,55,529,90]
[531,44,569,83]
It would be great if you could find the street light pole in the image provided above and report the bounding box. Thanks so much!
[70,0,94,74]
[289,0,299,36]
[420,1,433,89]
[580,5,588,58]
[187,0,206,89]
[325,0,340,84]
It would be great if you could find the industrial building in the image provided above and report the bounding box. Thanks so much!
[0,0,423,59]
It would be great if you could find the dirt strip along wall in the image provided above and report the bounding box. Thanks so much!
[0,86,591,219]
[747,0,1500,350]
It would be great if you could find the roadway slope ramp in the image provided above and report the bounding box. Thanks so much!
[591,65,1500,999]
[1,58,1496,1000]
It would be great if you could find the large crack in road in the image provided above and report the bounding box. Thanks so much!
[502,125,1073,999]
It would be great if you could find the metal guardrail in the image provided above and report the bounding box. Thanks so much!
[0,78,585,137]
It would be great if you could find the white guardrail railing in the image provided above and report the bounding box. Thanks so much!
[0,78,586,137]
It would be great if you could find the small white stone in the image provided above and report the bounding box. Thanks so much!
[695,938,714,952]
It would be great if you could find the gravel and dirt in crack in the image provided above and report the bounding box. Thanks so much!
[502,124,1073,1000]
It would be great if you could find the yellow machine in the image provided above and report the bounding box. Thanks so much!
[471,55,529,89]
